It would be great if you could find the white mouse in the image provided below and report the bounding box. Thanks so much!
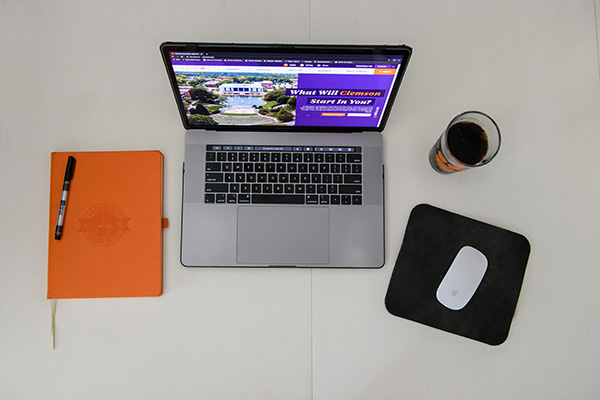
[436,246,488,311]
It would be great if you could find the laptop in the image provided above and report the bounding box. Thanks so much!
[160,42,412,268]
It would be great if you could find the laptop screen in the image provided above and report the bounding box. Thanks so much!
[160,42,411,132]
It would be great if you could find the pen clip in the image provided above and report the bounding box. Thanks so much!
[64,156,76,181]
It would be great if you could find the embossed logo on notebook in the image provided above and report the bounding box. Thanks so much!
[79,203,130,245]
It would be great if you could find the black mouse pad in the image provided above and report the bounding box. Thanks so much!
[385,204,531,345]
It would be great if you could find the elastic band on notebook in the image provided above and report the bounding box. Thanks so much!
[51,299,57,350]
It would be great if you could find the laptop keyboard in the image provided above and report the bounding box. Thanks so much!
[204,145,363,205]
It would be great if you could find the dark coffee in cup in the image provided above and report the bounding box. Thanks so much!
[429,111,500,174]
[447,121,488,166]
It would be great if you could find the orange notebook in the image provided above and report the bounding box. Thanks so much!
[47,151,167,299]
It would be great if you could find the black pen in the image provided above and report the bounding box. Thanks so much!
[55,156,76,240]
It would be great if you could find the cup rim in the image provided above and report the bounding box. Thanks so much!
[446,110,501,167]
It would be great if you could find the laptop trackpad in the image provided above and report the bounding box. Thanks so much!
[237,206,330,265]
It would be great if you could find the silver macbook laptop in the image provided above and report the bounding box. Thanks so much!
[160,42,411,268]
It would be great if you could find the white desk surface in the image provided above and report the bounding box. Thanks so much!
[1,1,599,398]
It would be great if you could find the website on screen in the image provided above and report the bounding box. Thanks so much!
[169,51,403,128]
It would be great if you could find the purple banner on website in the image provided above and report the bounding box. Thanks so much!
[286,89,386,97]
[292,73,394,127]
[305,97,376,106]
